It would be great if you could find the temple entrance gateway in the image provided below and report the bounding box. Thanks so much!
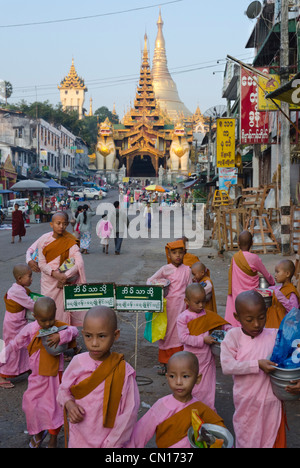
[130,155,157,178]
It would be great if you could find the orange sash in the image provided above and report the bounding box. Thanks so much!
[201,275,218,313]
[43,232,79,267]
[70,352,126,429]
[156,401,225,448]
[27,320,76,376]
[4,287,31,313]
[265,283,300,329]
[187,310,229,336]
[228,250,257,295]
[183,252,200,267]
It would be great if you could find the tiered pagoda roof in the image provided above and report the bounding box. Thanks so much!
[58,58,87,91]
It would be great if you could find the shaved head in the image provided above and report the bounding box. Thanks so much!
[191,262,206,273]
[167,351,199,375]
[34,296,56,319]
[238,230,253,250]
[52,211,69,222]
[277,259,295,278]
[83,306,118,331]
[13,264,31,280]
[235,290,266,315]
[185,283,205,300]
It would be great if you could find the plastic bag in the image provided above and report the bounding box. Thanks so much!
[144,299,167,343]
[270,308,300,368]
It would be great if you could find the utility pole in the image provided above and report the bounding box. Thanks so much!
[280,0,291,255]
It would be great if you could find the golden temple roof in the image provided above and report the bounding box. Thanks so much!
[58,58,87,91]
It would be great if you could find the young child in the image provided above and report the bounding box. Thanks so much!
[265,259,300,328]
[126,351,226,448]
[0,296,79,448]
[177,284,230,410]
[147,239,192,375]
[96,214,113,254]
[0,264,35,389]
[38,211,86,325]
[221,290,286,448]
[191,261,217,313]
[225,230,275,327]
[57,306,140,448]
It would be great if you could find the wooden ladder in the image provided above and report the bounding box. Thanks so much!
[246,214,280,254]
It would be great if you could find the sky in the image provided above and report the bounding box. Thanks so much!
[1,0,258,119]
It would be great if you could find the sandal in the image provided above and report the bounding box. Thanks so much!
[29,430,48,448]
[0,380,14,389]
[157,364,167,376]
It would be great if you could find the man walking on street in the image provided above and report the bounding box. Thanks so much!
[109,201,129,255]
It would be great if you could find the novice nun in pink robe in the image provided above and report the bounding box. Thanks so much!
[0,283,35,379]
[147,244,192,366]
[57,352,140,448]
[38,232,86,326]
[0,320,78,437]
[225,249,275,327]
[221,327,282,448]
[177,308,231,410]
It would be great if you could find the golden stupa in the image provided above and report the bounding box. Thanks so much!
[151,10,192,121]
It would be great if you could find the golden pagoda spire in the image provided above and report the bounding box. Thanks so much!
[151,9,191,121]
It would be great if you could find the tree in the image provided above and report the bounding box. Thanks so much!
[94,106,119,124]
[4,81,13,105]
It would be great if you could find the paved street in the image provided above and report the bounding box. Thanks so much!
[0,190,299,448]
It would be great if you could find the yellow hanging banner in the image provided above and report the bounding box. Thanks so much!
[216,118,235,168]
[258,74,300,110]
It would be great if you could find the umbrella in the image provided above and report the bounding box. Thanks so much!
[10,180,50,192]
[145,185,166,192]
[45,179,67,189]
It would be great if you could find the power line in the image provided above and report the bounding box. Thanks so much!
[11,53,254,96]
[0,1,183,28]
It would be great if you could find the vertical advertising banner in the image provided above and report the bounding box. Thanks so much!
[240,67,269,144]
[216,118,236,168]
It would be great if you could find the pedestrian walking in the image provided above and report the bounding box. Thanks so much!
[96,214,113,254]
[11,204,26,243]
[109,201,129,255]
[75,204,96,254]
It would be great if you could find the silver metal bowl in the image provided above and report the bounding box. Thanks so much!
[270,366,300,401]
[39,325,69,356]
[259,277,270,289]
[211,343,221,357]
[41,336,68,356]
[149,279,170,297]
[188,424,234,448]
[270,365,300,380]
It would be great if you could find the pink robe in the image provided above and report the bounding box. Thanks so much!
[126,394,200,448]
[177,308,231,410]
[0,320,78,435]
[57,352,140,448]
[38,232,86,326]
[0,283,35,377]
[147,263,192,352]
[268,284,300,312]
[225,251,275,327]
[221,327,281,448]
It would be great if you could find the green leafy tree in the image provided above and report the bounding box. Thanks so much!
[4,81,13,105]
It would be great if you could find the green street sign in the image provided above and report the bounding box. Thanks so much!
[63,283,115,311]
[115,285,164,312]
